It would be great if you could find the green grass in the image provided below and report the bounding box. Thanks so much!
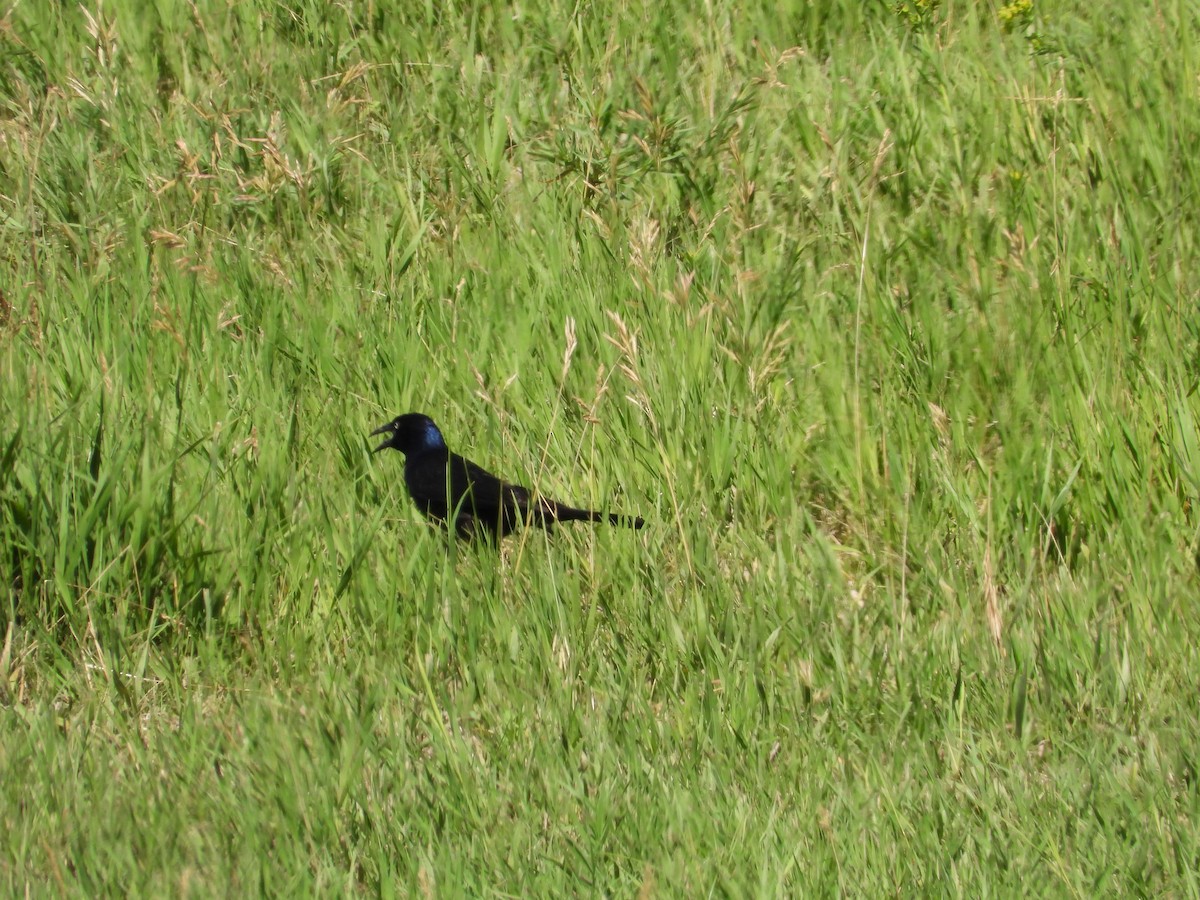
[3,0,1200,893]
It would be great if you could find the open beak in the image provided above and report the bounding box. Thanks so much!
[370,423,394,453]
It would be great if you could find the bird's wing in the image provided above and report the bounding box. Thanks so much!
[448,453,534,519]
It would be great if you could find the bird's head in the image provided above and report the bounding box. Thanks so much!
[370,413,447,456]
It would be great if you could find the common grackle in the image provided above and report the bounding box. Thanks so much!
[371,413,645,540]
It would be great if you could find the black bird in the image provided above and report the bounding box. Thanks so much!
[371,413,645,540]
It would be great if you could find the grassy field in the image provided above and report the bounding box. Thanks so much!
[3,0,1199,893]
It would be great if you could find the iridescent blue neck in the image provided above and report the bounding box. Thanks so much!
[418,420,447,451]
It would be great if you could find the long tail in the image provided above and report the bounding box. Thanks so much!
[555,504,644,529]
